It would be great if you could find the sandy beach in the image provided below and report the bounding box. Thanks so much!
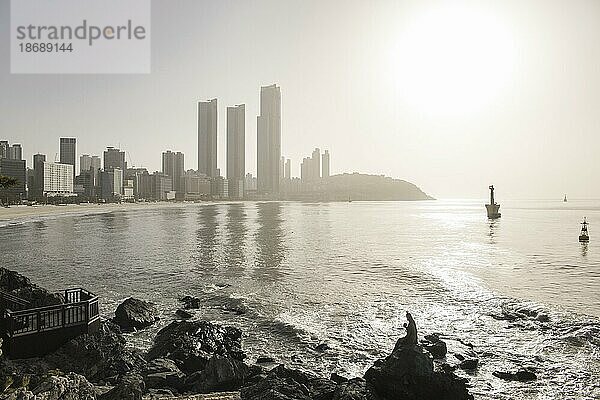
[0,202,190,225]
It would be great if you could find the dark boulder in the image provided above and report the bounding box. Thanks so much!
[179,295,201,310]
[365,313,472,400]
[0,268,31,292]
[330,373,349,384]
[114,298,159,331]
[99,373,145,400]
[256,356,276,364]
[365,344,472,400]
[29,372,96,400]
[241,374,310,400]
[0,268,62,309]
[493,370,537,382]
[241,365,336,400]
[364,343,473,400]
[315,343,330,352]
[144,358,181,376]
[146,320,245,374]
[143,358,186,392]
[175,309,193,319]
[424,340,447,359]
[422,334,447,359]
[11,287,63,308]
[332,378,375,400]
[44,320,147,384]
[185,355,256,393]
[459,359,479,371]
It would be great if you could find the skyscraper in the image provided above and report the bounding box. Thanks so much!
[198,99,218,177]
[322,150,330,178]
[162,150,185,192]
[284,159,291,180]
[311,148,321,180]
[0,141,23,160]
[80,154,101,174]
[227,104,245,198]
[32,153,46,199]
[257,84,281,194]
[0,141,8,159]
[8,144,22,160]
[60,138,76,178]
[103,147,127,172]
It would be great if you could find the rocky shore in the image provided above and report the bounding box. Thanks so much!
[0,268,477,399]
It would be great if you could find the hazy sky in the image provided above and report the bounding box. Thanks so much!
[1,0,600,199]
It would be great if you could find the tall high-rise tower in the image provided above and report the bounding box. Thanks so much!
[311,148,321,180]
[198,99,218,177]
[60,138,76,178]
[284,159,291,180]
[257,84,281,194]
[103,147,127,172]
[322,150,330,178]
[162,150,185,192]
[227,104,245,197]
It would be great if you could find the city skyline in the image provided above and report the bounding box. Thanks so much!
[2,1,600,199]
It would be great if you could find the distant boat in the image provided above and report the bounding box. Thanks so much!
[348,195,352,203]
[579,217,589,242]
[485,185,501,219]
[564,194,568,202]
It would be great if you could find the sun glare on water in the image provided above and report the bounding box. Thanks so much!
[393,5,516,116]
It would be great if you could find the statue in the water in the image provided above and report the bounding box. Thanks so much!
[394,311,418,351]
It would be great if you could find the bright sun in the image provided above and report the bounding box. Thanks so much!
[393,5,515,116]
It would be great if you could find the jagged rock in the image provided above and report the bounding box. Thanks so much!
[459,359,479,371]
[114,298,159,332]
[144,371,185,393]
[0,268,62,309]
[332,378,374,400]
[330,373,348,385]
[422,334,447,359]
[424,341,447,359]
[365,313,472,400]
[11,287,63,308]
[179,296,201,310]
[30,372,96,400]
[315,343,330,352]
[255,356,275,364]
[146,388,175,397]
[185,356,256,393]
[1,387,35,400]
[0,268,31,292]
[241,374,310,400]
[147,321,245,374]
[423,334,439,343]
[492,370,537,382]
[144,359,181,376]
[99,374,145,400]
[143,358,185,392]
[290,354,304,364]
[44,320,147,384]
[240,365,335,400]
[175,309,193,319]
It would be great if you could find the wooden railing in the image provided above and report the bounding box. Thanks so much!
[3,288,99,338]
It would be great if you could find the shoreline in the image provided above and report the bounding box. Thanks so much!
[0,202,196,225]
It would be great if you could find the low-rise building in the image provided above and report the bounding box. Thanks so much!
[181,170,211,200]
